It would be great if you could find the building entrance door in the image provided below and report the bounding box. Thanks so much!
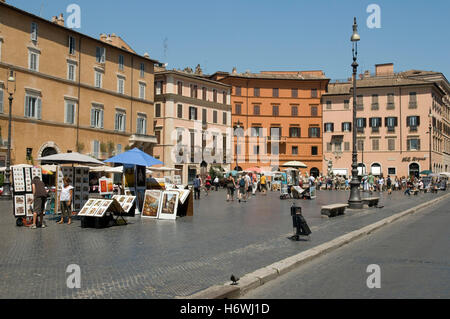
[409,163,420,178]
[188,167,197,185]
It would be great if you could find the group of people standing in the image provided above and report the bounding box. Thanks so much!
[29,176,74,229]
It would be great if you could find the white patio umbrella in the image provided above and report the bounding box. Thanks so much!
[37,152,104,166]
[89,166,123,173]
[280,161,308,168]
[147,166,181,172]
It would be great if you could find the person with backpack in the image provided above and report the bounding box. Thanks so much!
[238,175,246,203]
[386,175,392,195]
[193,175,202,200]
[226,175,236,201]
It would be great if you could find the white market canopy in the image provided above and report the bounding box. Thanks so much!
[38,152,104,166]
[148,166,181,172]
[89,166,124,173]
[280,161,308,168]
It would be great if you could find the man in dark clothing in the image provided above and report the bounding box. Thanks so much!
[31,176,48,229]
[193,175,202,199]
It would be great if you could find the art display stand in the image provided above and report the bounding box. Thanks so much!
[176,187,194,217]
[56,166,90,213]
[78,197,132,228]
[141,186,193,220]
[12,167,42,222]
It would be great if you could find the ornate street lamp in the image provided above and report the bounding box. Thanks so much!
[234,120,243,171]
[1,69,16,200]
[348,18,363,209]
[428,109,432,172]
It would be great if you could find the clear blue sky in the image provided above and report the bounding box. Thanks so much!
[7,0,450,80]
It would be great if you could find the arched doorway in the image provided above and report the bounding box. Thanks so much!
[310,167,319,178]
[357,163,366,176]
[371,163,381,176]
[409,163,420,178]
[40,147,58,164]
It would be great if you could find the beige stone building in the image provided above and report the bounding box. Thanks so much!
[322,63,450,178]
[0,1,158,167]
[153,66,232,184]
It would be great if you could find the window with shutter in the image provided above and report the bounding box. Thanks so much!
[344,100,350,109]
[31,22,38,41]
[213,111,217,123]
[344,142,350,151]
[177,104,183,119]
[372,139,379,151]
[69,36,76,55]
[223,112,227,125]
[388,139,395,151]
[65,101,76,124]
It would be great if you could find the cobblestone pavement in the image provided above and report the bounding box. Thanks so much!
[0,189,447,298]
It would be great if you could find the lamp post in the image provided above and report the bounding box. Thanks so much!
[429,109,432,172]
[234,121,242,171]
[1,70,16,200]
[348,18,363,209]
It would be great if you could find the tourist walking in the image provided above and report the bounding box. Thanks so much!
[260,173,267,195]
[205,174,212,197]
[57,177,74,225]
[238,175,246,202]
[245,173,252,201]
[386,175,392,195]
[31,176,48,229]
[213,176,220,191]
[193,175,202,200]
[226,175,236,201]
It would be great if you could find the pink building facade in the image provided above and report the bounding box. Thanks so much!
[153,68,232,184]
[322,64,450,178]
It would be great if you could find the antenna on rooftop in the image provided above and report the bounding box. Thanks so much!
[39,1,46,17]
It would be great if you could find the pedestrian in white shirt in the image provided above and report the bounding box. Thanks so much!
[57,177,74,225]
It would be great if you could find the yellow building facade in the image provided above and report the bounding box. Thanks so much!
[0,1,158,166]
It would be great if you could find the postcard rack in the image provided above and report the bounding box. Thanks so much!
[12,167,42,220]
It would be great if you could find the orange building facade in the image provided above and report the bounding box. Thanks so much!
[211,70,329,176]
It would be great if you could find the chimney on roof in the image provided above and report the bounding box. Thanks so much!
[106,34,112,43]
[0,0,6,3]
[144,52,150,59]
[359,74,363,80]
[375,63,394,76]
[232,67,237,74]
[364,70,370,78]
[100,34,107,42]
[52,16,58,23]
[57,13,64,26]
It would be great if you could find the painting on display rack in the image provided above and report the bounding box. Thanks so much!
[141,190,162,219]
[158,191,179,220]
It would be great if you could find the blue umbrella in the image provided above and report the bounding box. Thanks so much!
[104,148,163,167]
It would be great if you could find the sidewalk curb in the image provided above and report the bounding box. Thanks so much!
[182,192,450,299]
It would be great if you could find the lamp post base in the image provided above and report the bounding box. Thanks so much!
[348,200,363,210]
